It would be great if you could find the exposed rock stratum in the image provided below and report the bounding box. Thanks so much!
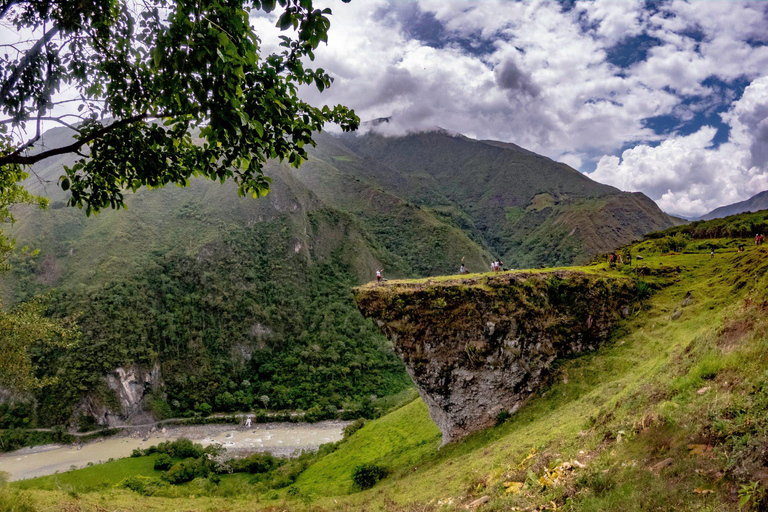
[354,271,638,443]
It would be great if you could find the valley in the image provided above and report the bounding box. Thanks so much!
[2,1,767,510]
[6,212,768,510]
[0,127,673,434]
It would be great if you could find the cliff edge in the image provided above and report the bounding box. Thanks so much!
[354,270,638,443]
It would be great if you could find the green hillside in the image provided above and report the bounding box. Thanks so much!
[337,129,676,267]
[9,211,768,511]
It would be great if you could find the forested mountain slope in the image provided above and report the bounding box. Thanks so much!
[336,129,676,267]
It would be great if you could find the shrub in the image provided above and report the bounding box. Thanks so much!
[199,403,212,416]
[351,463,388,490]
[120,475,168,496]
[154,453,173,471]
[342,418,366,439]
[155,438,205,459]
[229,452,283,474]
[495,409,511,426]
[162,457,211,485]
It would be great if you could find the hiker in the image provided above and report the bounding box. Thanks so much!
[710,248,715,259]
[376,269,383,283]
[738,245,744,253]
[245,415,252,428]
[609,252,617,268]
[499,260,504,271]
[491,260,497,272]
[460,263,467,274]
[625,252,632,266]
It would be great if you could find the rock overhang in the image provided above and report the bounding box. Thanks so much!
[354,270,638,443]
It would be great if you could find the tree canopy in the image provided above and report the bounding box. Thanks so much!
[0,0,358,215]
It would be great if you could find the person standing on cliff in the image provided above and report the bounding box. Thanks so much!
[376,269,383,283]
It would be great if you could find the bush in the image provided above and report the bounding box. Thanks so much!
[120,475,168,496]
[154,453,173,471]
[342,418,366,439]
[162,457,211,485]
[495,409,511,426]
[351,463,388,490]
[229,452,283,474]
[149,438,207,459]
[199,403,212,417]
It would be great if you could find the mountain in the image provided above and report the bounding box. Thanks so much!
[699,190,768,220]
[334,129,676,267]
[1,126,675,428]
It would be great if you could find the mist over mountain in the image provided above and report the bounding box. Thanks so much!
[699,190,768,221]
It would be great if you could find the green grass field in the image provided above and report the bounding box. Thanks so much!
[13,455,163,493]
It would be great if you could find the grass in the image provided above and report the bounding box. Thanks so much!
[13,455,163,493]
[293,398,441,496]
[357,263,627,289]
[9,242,768,511]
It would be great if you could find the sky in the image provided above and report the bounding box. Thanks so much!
[252,0,768,218]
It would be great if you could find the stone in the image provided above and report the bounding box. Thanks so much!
[650,458,674,471]
[467,496,489,509]
[697,386,711,395]
[355,271,636,443]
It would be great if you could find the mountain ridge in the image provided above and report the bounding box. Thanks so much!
[699,190,768,221]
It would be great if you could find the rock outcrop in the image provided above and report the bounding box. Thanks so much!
[354,271,637,443]
[75,363,163,427]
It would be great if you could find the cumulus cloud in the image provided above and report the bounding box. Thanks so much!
[588,76,768,217]
[250,0,768,216]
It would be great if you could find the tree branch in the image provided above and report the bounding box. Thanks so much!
[0,1,21,20]
[0,24,60,105]
[0,113,148,166]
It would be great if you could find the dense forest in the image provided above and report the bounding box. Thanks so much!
[2,216,409,430]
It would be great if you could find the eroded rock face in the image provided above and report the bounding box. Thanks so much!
[355,271,637,443]
[76,363,163,427]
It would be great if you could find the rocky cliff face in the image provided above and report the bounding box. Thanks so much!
[74,363,163,428]
[354,271,638,443]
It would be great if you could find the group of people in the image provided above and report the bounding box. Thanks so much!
[374,257,509,282]
[608,252,632,268]
[755,234,765,245]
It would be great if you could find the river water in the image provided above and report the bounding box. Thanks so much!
[0,420,348,481]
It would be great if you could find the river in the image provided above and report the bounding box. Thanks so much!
[0,420,348,481]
